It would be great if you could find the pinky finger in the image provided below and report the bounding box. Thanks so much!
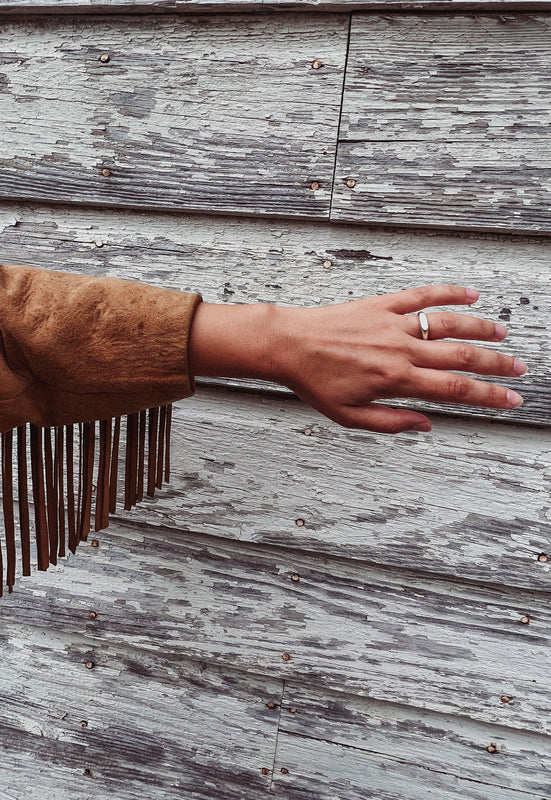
[343,403,432,434]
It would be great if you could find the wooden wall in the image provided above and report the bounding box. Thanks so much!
[0,4,550,799]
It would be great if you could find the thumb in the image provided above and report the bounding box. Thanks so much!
[344,403,432,434]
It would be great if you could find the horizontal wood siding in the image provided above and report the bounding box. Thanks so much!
[0,14,347,218]
[331,13,551,233]
[0,203,546,425]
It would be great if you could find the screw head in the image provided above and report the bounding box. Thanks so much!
[500,695,512,703]
[83,768,92,776]
[261,767,270,776]
[486,743,498,753]
[346,178,356,188]
[310,181,320,191]
[266,701,277,709]
[290,573,300,582]
[537,552,548,562]
[323,259,332,268]
[95,239,104,248]
[303,428,312,436]
[91,540,99,548]
[295,518,305,527]
[312,60,323,69]
[88,611,97,619]
[80,720,88,727]
[101,168,111,178]
[281,652,292,661]
[99,53,110,63]
[85,661,95,670]
[281,767,289,774]
[520,615,530,624]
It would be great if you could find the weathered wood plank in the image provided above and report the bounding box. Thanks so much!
[280,684,551,796]
[332,14,551,233]
[3,519,551,733]
[105,389,551,592]
[2,1,551,12]
[0,13,347,218]
[0,203,547,425]
[271,733,548,799]
[0,632,281,799]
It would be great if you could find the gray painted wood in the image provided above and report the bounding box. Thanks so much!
[117,389,551,591]
[280,684,551,796]
[2,1,551,12]
[3,519,551,733]
[0,203,547,425]
[271,732,549,799]
[0,633,282,799]
[0,14,347,218]
[332,14,551,234]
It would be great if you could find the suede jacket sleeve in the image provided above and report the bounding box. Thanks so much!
[0,263,202,433]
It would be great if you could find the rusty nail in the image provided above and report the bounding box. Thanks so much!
[282,652,292,661]
[81,720,88,727]
[486,743,498,753]
[346,178,356,188]
[99,54,110,63]
[95,239,104,248]
[289,707,297,714]
[312,60,323,69]
[101,168,111,177]
[520,615,530,624]
[261,768,270,775]
[290,573,300,582]
[281,767,289,774]
[310,181,320,191]
[537,552,549,562]
[83,768,92,776]
[295,519,305,527]
[85,661,95,670]
[323,259,332,268]
[91,540,99,548]
[266,701,277,709]
[500,695,512,703]
[88,611,97,619]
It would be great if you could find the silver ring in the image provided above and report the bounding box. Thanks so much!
[418,311,429,340]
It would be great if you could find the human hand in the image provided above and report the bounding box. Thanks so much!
[188,285,527,434]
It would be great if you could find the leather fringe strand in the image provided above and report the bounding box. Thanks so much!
[0,404,173,596]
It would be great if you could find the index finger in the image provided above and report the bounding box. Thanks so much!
[384,285,479,315]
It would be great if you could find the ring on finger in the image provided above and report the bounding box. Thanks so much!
[418,311,430,341]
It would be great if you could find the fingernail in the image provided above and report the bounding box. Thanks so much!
[494,324,507,339]
[409,422,431,432]
[507,390,524,408]
[465,288,479,301]
[514,358,528,376]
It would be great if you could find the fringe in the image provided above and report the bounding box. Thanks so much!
[0,404,173,596]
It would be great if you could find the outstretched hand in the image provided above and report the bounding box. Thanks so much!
[188,285,527,434]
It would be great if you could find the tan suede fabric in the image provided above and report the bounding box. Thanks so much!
[0,264,202,433]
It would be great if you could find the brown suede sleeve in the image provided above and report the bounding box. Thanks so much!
[0,264,202,432]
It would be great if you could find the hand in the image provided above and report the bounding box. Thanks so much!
[188,285,527,434]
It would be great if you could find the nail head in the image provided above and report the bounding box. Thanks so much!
[312,60,323,69]
[85,661,95,669]
[346,178,356,188]
[99,54,110,63]
[282,652,292,661]
[310,181,320,191]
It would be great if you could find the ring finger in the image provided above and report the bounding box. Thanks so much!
[403,311,507,343]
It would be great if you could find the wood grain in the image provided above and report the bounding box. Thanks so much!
[0,14,347,218]
[2,1,551,13]
[280,684,551,796]
[332,14,551,233]
[0,635,282,799]
[3,519,551,733]
[0,203,548,425]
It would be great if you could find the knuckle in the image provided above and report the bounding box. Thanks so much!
[449,375,471,401]
[456,343,476,370]
[486,383,506,407]
[440,313,456,336]
[385,419,405,435]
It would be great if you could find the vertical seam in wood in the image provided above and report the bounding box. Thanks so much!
[329,13,352,220]
[269,678,286,791]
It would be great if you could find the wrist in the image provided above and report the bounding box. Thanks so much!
[188,301,284,382]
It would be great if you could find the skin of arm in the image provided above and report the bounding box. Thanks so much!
[188,285,527,434]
